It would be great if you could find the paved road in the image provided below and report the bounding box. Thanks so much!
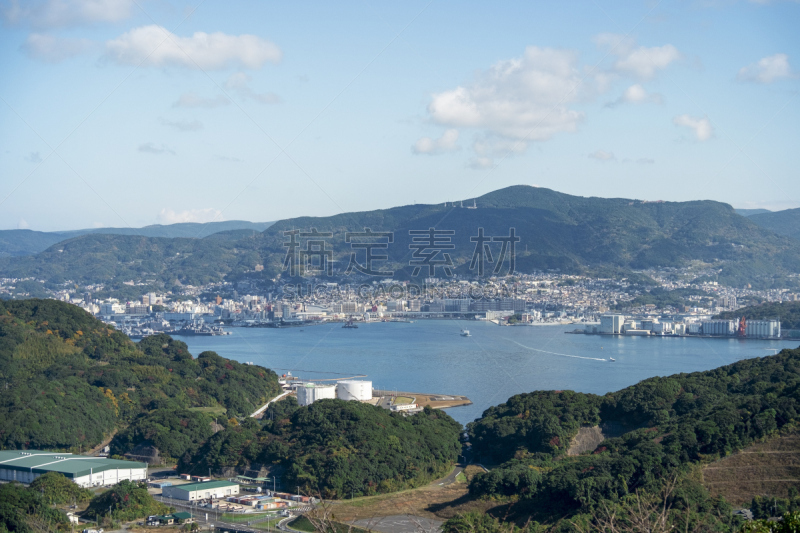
[436,465,463,486]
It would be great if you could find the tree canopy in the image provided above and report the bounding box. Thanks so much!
[180,401,462,499]
[467,346,800,527]
[0,299,281,453]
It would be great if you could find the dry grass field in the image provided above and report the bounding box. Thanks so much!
[319,465,496,524]
[702,434,800,505]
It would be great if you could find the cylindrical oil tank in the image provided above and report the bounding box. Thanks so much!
[336,380,373,401]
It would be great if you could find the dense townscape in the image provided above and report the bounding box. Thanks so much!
[3,265,798,340]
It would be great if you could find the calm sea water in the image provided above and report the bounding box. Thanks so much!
[178,321,800,426]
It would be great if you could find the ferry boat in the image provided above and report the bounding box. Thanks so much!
[460,329,471,337]
[609,358,616,362]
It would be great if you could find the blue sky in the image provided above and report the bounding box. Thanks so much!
[0,0,798,231]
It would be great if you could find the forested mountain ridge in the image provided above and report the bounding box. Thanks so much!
[2,186,799,290]
[178,399,463,499]
[748,207,800,242]
[465,346,800,529]
[0,220,275,258]
[0,299,281,453]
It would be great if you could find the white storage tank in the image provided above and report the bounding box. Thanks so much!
[297,383,337,406]
[336,380,373,401]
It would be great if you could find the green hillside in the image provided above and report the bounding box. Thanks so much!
[2,186,799,289]
[749,207,800,241]
[0,220,274,258]
[464,346,800,529]
[178,400,462,499]
[0,299,281,452]
[0,233,265,290]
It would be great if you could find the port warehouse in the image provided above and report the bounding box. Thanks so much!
[162,480,240,501]
[0,451,146,487]
[161,480,312,509]
[593,315,781,338]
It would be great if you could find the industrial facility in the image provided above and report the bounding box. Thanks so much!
[336,380,373,401]
[284,378,374,407]
[161,480,240,501]
[592,314,781,339]
[296,383,337,406]
[0,450,147,487]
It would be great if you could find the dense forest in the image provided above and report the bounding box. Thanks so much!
[465,346,800,530]
[0,299,281,452]
[716,301,800,331]
[179,400,462,498]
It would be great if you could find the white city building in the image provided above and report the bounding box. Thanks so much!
[162,480,239,501]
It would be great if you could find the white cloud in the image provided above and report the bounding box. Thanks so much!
[412,129,460,155]
[17,218,30,229]
[588,150,615,161]
[25,151,43,163]
[224,72,281,104]
[673,114,713,141]
[159,117,203,131]
[606,83,663,107]
[92,221,104,228]
[427,46,584,146]
[224,72,250,90]
[157,208,223,224]
[614,44,680,79]
[3,0,134,28]
[172,92,229,109]
[138,142,175,155]
[105,25,282,70]
[21,33,93,62]
[472,137,528,158]
[468,157,495,170]
[738,54,792,83]
[594,34,680,80]
[622,83,662,104]
[594,33,636,56]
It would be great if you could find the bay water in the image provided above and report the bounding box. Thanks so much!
[179,320,800,426]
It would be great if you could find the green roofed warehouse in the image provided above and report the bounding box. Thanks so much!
[162,480,239,501]
[0,450,147,487]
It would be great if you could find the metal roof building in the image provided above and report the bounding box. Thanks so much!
[162,480,240,501]
[0,450,147,487]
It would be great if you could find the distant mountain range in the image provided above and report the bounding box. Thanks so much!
[1,186,799,291]
[0,220,274,258]
[735,208,772,217]
[748,208,800,241]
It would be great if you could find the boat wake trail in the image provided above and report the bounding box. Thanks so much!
[508,340,607,361]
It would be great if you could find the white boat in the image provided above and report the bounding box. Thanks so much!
[609,358,616,362]
[460,329,471,337]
